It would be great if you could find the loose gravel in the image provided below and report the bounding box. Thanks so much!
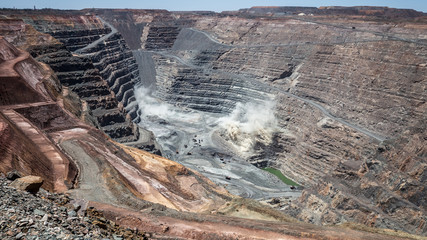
[0,175,146,240]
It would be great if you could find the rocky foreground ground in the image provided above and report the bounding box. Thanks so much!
[0,175,147,240]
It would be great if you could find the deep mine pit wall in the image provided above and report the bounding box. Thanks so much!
[8,12,161,153]
[151,53,272,114]
[0,32,237,215]
[189,16,426,139]
[1,34,413,239]
[94,9,427,234]
[0,36,78,193]
[1,8,424,235]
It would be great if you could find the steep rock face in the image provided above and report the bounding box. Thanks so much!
[292,116,427,235]
[0,37,77,192]
[175,18,426,233]
[29,43,139,143]
[0,18,60,50]
[86,9,171,50]
[45,16,144,140]
[0,37,232,213]
[133,16,384,185]
[1,12,158,149]
[0,110,77,192]
[92,9,197,50]
[46,28,111,52]
[1,36,308,226]
[151,53,270,113]
[98,9,427,235]
[1,8,426,239]
[288,40,426,138]
[175,15,426,172]
[27,14,139,113]
[77,31,140,117]
[268,93,376,184]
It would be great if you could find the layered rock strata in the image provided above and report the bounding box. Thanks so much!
[151,53,271,113]
[0,37,233,213]
[0,12,155,149]
[0,37,77,192]
[0,7,426,238]
[91,9,197,50]
[29,43,139,143]
[75,25,141,120]
[177,22,426,233]
[291,116,427,235]
[0,36,407,240]
[96,9,427,235]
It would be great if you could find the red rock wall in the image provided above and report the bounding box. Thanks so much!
[0,115,77,191]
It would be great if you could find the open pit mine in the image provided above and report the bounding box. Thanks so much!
[0,6,426,240]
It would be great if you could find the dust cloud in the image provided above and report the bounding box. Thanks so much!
[135,85,279,159]
[216,101,279,157]
[134,86,199,123]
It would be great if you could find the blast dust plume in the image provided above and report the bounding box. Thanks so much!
[216,100,279,158]
[134,85,201,123]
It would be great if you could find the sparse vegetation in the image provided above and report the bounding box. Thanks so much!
[262,167,299,186]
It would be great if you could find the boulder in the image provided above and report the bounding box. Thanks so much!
[10,176,44,193]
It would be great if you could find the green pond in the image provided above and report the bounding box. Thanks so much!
[262,167,299,186]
